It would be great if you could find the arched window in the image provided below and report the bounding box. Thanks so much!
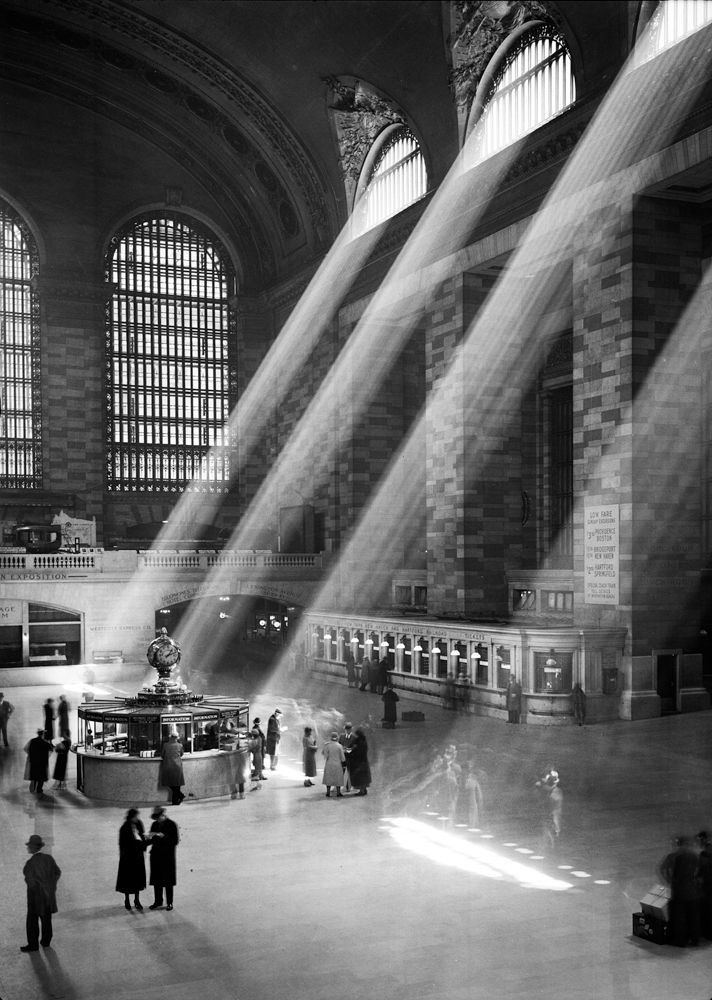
[0,200,41,489]
[106,214,237,493]
[639,0,712,61]
[354,126,427,235]
[470,25,575,164]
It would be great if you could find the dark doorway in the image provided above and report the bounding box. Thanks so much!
[656,652,678,714]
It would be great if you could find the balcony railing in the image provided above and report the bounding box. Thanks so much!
[0,549,323,574]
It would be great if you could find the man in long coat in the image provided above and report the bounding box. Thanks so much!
[148,807,180,910]
[25,729,52,795]
[506,675,522,724]
[159,733,185,804]
[21,834,61,951]
[265,709,282,771]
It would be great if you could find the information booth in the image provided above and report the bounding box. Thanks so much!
[75,696,251,803]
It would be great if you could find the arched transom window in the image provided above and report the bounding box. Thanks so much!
[0,200,41,489]
[106,214,237,493]
[471,26,575,164]
[640,0,712,61]
[355,127,427,235]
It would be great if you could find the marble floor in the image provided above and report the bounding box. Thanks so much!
[1,667,712,1000]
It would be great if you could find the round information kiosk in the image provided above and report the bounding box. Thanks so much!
[75,629,251,803]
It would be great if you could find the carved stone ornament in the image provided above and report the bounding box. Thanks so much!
[448,0,550,111]
[324,76,406,204]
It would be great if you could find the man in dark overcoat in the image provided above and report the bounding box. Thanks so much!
[506,675,522,723]
[159,733,185,804]
[265,709,282,771]
[148,807,180,910]
[25,729,52,795]
[21,834,61,952]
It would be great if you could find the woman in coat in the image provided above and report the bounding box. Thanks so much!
[322,732,346,798]
[148,807,179,910]
[116,807,147,910]
[348,728,372,796]
[302,726,317,787]
[159,732,185,804]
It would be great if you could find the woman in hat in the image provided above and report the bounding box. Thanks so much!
[347,728,372,797]
[302,726,317,787]
[115,808,147,910]
[148,807,180,910]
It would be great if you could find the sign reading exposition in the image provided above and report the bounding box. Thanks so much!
[584,504,619,604]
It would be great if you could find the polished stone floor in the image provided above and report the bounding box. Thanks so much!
[1,666,712,1000]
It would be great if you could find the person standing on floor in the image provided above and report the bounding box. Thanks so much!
[322,731,346,798]
[250,720,267,784]
[148,807,179,910]
[43,698,56,741]
[159,732,185,805]
[21,834,61,952]
[52,737,72,789]
[302,726,318,787]
[348,727,372,797]
[25,729,53,795]
[116,807,147,910]
[572,683,586,726]
[463,762,484,827]
[339,723,356,791]
[57,694,71,739]
[265,708,283,771]
[344,649,356,688]
[506,674,522,724]
[382,684,400,729]
[0,691,14,747]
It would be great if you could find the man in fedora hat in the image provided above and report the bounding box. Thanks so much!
[21,834,61,952]
[148,807,180,911]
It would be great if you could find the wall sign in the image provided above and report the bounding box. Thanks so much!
[584,504,619,604]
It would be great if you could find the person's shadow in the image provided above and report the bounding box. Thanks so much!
[19,945,78,999]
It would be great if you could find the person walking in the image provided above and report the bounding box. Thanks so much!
[25,729,52,796]
[463,762,484,827]
[572,683,586,726]
[0,691,14,747]
[57,694,71,739]
[382,684,399,729]
[265,708,283,770]
[660,834,702,947]
[21,834,61,952]
[535,769,563,847]
[116,807,147,910]
[506,675,522,724]
[302,726,318,787]
[148,807,179,910]
[159,732,185,805]
[322,731,346,798]
[43,698,56,741]
[348,727,372,797]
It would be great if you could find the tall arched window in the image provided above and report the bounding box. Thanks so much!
[106,214,237,493]
[0,200,41,489]
[354,126,427,235]
[639,0,712,61]
[469,25,575,164]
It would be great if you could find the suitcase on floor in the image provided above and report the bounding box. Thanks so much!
[402,710,425,722]
[632,911,670,944]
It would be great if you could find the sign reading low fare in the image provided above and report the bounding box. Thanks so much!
[584,504,619,605]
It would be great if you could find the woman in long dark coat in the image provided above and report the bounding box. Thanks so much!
[348,728,372,796]
[148,807,179,910]
[116,807,147,910]
[160,733,185,804]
